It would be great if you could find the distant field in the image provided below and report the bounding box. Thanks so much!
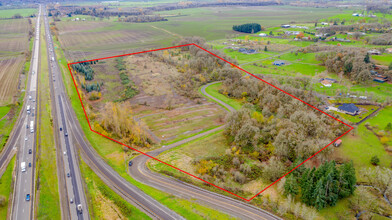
[0,19,30,53]
[0,8,37,18]
[0,56,24,105]
[56,21,176,60]
[153,6,348,40]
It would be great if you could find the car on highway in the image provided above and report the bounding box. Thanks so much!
[67,173,70,178]
[26,194,30,201]
[29,95,32,100]
[25,137,28,141]
[70,198,73,204]
[29,162,31,167]
[60,127,62,131]
[128,161,133,166]
[65,132,68,137]
[29,149,32,154]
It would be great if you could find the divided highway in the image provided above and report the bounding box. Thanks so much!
[129,82,281,220]
[42,7,183,220]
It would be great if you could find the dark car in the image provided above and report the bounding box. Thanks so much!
[67,173,70,178]
[29,149,32,154]
[26,194,30,201]
[128,161,133,166]
[60,127,62,131]
[29,162,31,167]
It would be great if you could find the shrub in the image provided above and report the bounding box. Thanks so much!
[370,155,380,166]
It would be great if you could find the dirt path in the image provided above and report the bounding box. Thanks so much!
[150,25,182,38]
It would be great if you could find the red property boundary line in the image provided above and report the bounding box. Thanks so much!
[67,43,354,202]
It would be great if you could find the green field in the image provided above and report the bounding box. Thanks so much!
[337,107,392,171]
[0,106,10,119]
[36,20,61,219]
[152,6,346,40]
[371,54,392,66]
[0,8,37,18]
[0,155,15,219]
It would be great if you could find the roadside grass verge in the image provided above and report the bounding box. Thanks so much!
[53,33,238,219]
[79,157,150,220]
[0,106,11,119]
[0,155,16,219]
[36,20,61,220]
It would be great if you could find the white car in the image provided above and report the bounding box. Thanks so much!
[25,137,28,141]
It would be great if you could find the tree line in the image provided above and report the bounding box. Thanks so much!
[72,60,97,81]
[284,160,356,210]
[232,23,263,33]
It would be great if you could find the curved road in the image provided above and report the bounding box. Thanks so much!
[129,82,281,220]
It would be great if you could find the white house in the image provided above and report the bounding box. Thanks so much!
[259,33,267,37]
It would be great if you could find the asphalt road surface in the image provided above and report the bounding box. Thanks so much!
[129,82,281,220]
[43,9,89,219]
[11,5,42,220]
[42,7,183,220]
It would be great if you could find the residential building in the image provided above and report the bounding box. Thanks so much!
[338,103,359,115]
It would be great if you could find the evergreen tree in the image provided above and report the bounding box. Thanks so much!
[314,178,327,209]
[364,53,370,63]
[284,174,299,196]
[264,46,268,52]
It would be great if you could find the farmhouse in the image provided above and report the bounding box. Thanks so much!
[334,139,342,147]
[321,80,332,87]
[273,60,285,66]
[386,48,392,53]
[281,24,291,28]
[321,22,329,25]
[259,33,267,37]
[319,78,337,87]
[285,31,301,35]
[367,49,381,55]
[338,103,359,115]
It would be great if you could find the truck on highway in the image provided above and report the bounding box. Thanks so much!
[51,57,55,61]
[21,162,26,172]
[30,121,34,133]
[27,105,31,114]
[77,204,82,213]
